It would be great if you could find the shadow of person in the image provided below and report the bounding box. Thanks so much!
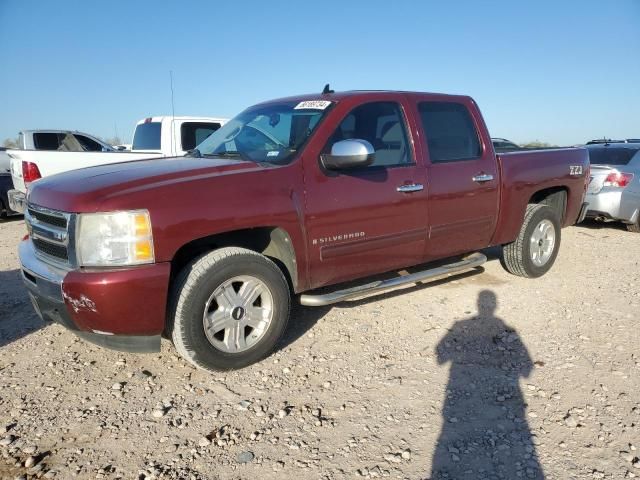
[430,290,544,480]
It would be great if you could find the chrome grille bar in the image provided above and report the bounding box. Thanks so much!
[25,204,76,267]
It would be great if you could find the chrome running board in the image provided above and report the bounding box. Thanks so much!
[299,252,487,307]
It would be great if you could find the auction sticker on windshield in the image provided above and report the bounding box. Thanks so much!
[294,100,332,110]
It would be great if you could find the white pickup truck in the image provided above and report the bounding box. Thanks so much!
[18,129,117,152]
[8,116,227,213]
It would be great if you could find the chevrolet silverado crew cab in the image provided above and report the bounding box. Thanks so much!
[8,116,227,213]
[19,90,589,371]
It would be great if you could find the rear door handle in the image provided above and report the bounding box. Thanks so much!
[397,183,424,193]
[472,174,494,183]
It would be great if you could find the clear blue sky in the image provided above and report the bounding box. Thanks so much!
[0,0,638,146]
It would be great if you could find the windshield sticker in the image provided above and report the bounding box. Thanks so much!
[294,100,332,110]
[267,151,279,157]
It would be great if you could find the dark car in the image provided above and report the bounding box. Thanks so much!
[0,173,21,218]
[491,137,522,152]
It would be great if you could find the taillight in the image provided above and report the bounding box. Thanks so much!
[603,171,634,188]
[22,161,42,185]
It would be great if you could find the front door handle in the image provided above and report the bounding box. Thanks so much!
[472,174,494,183]
[397,183,424,193]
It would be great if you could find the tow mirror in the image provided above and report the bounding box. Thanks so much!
[321,139,375,170]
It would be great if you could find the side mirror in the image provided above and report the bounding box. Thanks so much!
[321,139,375,170]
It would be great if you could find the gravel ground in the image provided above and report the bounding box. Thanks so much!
[1,216,639,480]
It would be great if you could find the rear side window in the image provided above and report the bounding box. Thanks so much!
[181,122,221,151]
[132,122,162,150]
[33,133,61,150]
[588,147,640,165]
[324,101,412,167]
[418,102,482,162]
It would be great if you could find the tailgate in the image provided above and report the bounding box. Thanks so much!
[587,165,614,194]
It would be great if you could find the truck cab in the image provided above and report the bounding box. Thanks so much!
[131,116,227,156]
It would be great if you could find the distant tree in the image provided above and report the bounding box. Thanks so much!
[520,140,558,148]
[2,137,20,148]
[101,136,123,146]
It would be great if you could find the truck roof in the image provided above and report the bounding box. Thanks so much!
[20,129,103,135]
[254,90,474,107]
[136,116,228,125]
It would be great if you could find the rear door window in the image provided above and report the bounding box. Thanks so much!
[418,102,482,163]
[181,122,221,151]
[33,133,62,150]
[132,122,162,150]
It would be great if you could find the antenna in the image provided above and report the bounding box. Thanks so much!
[322,83,334,94]
[170,70,176,155]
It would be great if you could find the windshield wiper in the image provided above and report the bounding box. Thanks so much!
[185,148,202,158]
[204,151,250,161]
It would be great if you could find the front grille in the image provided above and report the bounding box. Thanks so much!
[26,204,74,266]
[32,238,69,261]
[27,208,68,229]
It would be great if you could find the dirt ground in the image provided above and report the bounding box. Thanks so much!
[1,216,639,480]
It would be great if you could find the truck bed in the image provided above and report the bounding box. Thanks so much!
[8,149,163,193]
[492,147,589,245]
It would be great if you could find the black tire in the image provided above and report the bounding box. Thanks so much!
[625,217,640,233]
[170,247,291,371]
[501,204,561,278]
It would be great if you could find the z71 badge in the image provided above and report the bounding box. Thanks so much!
[569,165,583,176]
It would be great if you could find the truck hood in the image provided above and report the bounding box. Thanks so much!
[28,156,263,212]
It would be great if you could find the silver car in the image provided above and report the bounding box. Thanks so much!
[585,143,640,232]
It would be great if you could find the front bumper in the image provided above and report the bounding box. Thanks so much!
[19,239,170,353]
[585,189,640,223]
[8,189,26,214]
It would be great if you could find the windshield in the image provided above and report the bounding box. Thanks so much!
[194,101,331,163]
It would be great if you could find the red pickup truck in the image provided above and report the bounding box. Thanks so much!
[20,90,589,371]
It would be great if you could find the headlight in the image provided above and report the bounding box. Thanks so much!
[76,210,154,266]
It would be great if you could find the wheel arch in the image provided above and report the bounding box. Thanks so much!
[528,186,568,222]
[170,226,299,292]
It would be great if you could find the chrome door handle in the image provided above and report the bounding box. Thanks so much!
[472,174,494,183]
[397,183,424,193]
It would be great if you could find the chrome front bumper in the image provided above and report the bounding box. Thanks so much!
[585,189,640,223]
[19,239,76,329]
[8,189,26,214]
[19,239,161,353]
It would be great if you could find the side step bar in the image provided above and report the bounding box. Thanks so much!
[299,252,487,307]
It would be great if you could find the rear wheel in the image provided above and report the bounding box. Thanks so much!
[170,247,291,371]
[502,204,561,278]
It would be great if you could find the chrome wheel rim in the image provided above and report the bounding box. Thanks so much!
[203,275,274,353]
[529,219,556,267]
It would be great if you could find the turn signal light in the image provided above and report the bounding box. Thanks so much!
[603,171,634,188]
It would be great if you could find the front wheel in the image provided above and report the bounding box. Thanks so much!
[501,204,561,278]
[170,247,291,371]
